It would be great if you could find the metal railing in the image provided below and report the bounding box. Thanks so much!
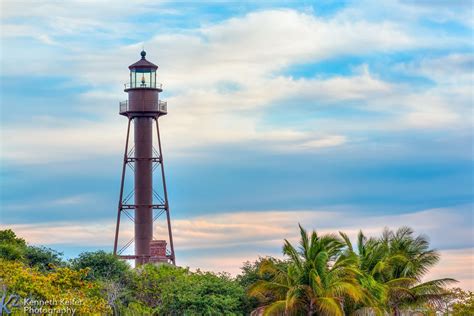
[158,101,167,113]
[119,100,167,114]
[119,101,128,114]
[124,82,163,90]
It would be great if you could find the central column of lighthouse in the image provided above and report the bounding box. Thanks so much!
[134,116,153,265]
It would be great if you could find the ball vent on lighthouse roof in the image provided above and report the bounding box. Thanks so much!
[128,50,158,70]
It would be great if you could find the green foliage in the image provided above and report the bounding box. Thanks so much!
[342,227,457,315]
[237,257,288,289]
[24,246,64,271]
[236,257,289,311]
[248,225,457,316]
[249,225,365,316]
[0,243,25,261]
[0,229,27,261]
[0,229,27,247]
[0,258,110,314]
[127,263,250,315]
[0,229,65,271]
[452,291,474,315]
[439,287,474,315]
[70,250,131,281]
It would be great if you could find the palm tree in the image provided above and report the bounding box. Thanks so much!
[338,232,387,315]
[249,225,366,315]
[342,227,456,316]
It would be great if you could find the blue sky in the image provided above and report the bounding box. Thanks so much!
[0,0,473,288]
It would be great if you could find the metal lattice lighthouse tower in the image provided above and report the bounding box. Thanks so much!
[113,51,175,265]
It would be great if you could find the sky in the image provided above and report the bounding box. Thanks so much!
[0,0,473,289]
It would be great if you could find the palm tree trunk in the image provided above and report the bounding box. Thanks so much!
[308,300,314,316]
[393,306,400,316]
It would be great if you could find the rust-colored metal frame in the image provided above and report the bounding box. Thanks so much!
[113,116,175,265]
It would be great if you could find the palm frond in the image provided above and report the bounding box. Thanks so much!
[315,251,329,274]
[339,231,353,252]
[283,239,303,271]
[248,280,289,300]
[309,269,323,297]
[262,300,287,316]
[357,230,367,256]
[415,278,457,288]
[258,258,289,285]
[327,281,364,302]
[298,223,310,258]
[317,297,343,316]
[385,277,417,288]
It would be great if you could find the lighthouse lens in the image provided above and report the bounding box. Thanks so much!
[131,68,155,88]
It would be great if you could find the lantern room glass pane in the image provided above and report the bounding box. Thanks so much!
[130,68,156,88]
[150,71,155,87]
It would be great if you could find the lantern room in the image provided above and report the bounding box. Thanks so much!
[125,50,162,91]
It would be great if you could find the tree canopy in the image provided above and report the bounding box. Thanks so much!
[70,250,131,281]
[246,225,457,316]
[127,264,251,315]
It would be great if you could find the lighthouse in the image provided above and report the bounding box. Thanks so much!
[113,51,175,265]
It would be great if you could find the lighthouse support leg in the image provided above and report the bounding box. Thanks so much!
[155,118,176,265]
[114,118,132,255]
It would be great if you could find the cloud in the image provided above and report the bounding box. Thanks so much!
[427,248,474,291]
[0,72,382,164]
[403,107,460,129]
[171,206,473,252]
[12,205,472,253]
[337,0,473,30]
[65,9,418,88]
[398,54,474,85]
[6,194,93,211]
[0,118,124,163]
[0,68,396,165]
[195,10,414,75]
[2,6,471,167]
[0,0,166,35]
[297,135,347,149]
